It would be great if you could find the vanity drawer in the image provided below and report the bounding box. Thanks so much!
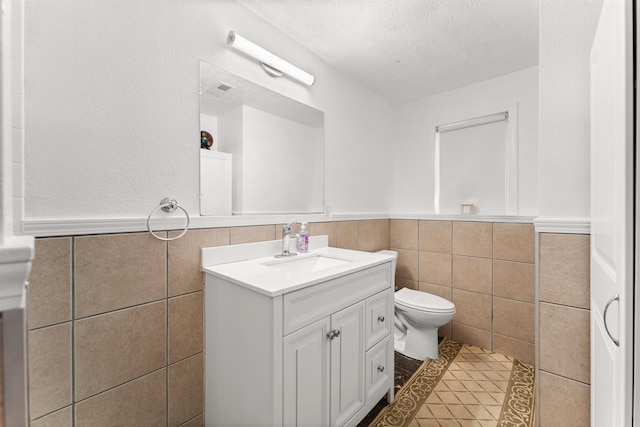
[283,263,391,335]
[365,290,392,349]
[366,338,392,402]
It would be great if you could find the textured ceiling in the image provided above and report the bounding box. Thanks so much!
[237,0,539,105]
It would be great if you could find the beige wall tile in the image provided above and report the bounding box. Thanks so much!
[540,303,590,383]
[336,221,358,250]
[539,233,590,309]
[169,292,203,364]
[493,298,534,343]
[357,220,390,252]
[438,322,452,339]
[30,406,72,427]
[396,249,418,281]
[181,414,204,427]
[75,369,166,427]
[75,233,166,318]
[419,282,453,301]
[451,323,492,350]
[492,223,534,263]
[28,323,72,420]
[451,289,492,331]
[169,353,204,427]
[493,260,534,303]
[168,228,229,297]
[452,255,492,294]
[309,222,337,247]
[390,219,418,250]
[75,301,166,400]
[452,222,492,258]
[419,220,452,254]
[230,225,276,244]
[396,277,418,291]
[28,237,72,329]
[419,252,452,286]
[539,372,590,427]
[493,335,534,365]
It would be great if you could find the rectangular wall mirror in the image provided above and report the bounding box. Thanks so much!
[199,61,325,216]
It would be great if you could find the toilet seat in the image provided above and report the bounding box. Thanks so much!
[395,288,455,314]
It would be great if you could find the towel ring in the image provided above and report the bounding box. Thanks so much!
[147,197,190,241]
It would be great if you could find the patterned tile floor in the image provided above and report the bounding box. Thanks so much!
[413,345,514,426]
[363,341,533,427]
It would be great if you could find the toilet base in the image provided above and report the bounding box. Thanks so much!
[394,326,439,360]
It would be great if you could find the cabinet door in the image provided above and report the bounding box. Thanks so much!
[330,301,366,427]
[366,338,392,402]
[284,317,331,427]
[365,290,392,349]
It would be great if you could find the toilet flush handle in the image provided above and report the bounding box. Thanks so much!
[378,315,385,322]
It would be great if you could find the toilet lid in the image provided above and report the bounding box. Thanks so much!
[395,288,455,313]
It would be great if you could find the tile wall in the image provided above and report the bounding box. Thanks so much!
[25,220,390,426]
[391,220,535,364]
[537,233,591,425]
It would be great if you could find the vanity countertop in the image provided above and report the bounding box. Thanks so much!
[202,243,394,297]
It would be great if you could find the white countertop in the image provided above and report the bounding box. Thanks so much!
[202,242,395,297]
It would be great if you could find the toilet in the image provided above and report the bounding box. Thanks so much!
[394,288,456,360]
[375,250,456,361]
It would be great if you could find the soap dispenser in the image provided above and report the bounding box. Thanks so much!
[297,222,309,253]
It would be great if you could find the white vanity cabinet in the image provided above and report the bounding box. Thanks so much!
[204,257,394,427]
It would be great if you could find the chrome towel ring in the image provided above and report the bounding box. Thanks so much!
[147,197,190,241]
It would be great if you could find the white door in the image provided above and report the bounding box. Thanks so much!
[330,301,366,427]
[590,0,634,425]
[283,317,331,427]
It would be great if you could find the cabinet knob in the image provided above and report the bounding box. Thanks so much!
[327,329,341,340]
[377,365,385,373]
[377,315,385,322]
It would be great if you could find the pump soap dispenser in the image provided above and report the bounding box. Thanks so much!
[297,223,309,253]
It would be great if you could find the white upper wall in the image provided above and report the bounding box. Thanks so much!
[538,0,603,221]
[23,0,394,223]
[391,66,539,216]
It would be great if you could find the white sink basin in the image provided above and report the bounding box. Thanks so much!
[202,238,395,297]
[263,254,351,274]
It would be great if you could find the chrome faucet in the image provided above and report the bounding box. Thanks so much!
[275,222,302,258]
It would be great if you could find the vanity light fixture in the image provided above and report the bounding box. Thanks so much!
[226,30,315,86]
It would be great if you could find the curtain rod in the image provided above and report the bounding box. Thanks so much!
[436,112,508,133]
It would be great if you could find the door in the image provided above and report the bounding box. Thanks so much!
[330,301,366,427]
[283,317,331,427]
[590,0,634,425]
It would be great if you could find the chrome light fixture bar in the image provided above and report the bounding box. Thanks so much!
[227,30,315,86]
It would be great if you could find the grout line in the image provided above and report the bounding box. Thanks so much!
[177,412,204,427]
[73,299,169,323]
[537,369,590,386]
[30,405,73,423]
[71,236,76,426]
[73,366,167,404]
[165,237,169,427]
[166,351,203,368]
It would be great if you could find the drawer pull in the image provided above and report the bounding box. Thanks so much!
[327,329,341,340]
[377,365,385,373]
[377,315,385,322]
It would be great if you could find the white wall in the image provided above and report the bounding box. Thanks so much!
[391,66,539,216]
[241,106,323,214]
[538,0,603,221]
[23,0,394,226]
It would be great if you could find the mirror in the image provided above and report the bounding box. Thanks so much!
[199,61,324,216]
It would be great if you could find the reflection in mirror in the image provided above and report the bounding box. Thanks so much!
[199,61,324,216]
